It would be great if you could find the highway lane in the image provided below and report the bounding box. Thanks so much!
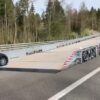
[60,72,100,100]
[0,56,100,100]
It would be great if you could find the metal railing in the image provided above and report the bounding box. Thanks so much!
[0,33,99,52]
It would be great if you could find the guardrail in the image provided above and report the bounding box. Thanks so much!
[0,33,99,51]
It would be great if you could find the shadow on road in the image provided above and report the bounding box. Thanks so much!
[0,67,61,73]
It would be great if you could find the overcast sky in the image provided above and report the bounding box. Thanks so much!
[14,0,100,15]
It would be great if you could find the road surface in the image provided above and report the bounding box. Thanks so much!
[0,36,100,100]
[0,56,100,100]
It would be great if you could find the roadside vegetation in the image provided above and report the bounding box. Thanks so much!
[0,0,100,44]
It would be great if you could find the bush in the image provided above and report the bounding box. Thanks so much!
[68,32,78,39]
[81,28,93,37]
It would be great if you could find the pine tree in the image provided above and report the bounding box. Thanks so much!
[90,7,97,30]
[18,0,29,42]
[79,2,89,34]
[44,0,65,40]
[29,3,35,42]
[97,8,100,31]
[0,0,14,44]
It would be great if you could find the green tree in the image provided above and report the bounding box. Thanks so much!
[0,0,14,44]
[65,4,72,38]
[79,2,89,34]
[90,7,97,30]
[97,8,100,31]
[29,3,35,42]
[18,0,29,42]
[43,0,65,40]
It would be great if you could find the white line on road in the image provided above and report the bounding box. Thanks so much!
[48,67,100,100]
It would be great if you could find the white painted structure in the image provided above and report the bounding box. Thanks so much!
[2,34,100,70]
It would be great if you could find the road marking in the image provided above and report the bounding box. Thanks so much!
[48,67,100,100]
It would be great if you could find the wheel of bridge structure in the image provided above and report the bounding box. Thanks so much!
[90,47,96,59]
[98,45,100,55]
[82,50,89,62]
[0,54,8,66]
[75,58,81,64]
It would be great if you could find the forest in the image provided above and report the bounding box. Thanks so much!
[0,0,100,44]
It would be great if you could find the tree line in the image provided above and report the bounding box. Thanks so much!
[0,0,100,44]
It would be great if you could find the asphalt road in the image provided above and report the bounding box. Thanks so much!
[0,56,100,100]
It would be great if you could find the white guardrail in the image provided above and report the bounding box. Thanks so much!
[0,33,100,66]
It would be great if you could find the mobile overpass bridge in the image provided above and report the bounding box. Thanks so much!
[0,33,100,100]
[0,33,100,71]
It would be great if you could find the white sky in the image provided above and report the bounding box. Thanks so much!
[14,0,100,15]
